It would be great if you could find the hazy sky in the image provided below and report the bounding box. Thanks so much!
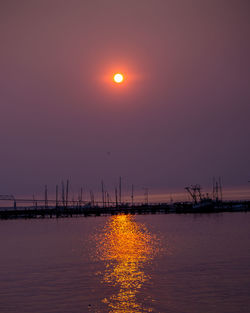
[1,0,250,198]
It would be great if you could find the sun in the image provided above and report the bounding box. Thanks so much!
[113,73,124,84]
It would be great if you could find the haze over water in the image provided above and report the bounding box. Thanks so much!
[1,0,250,196]
[1,212,250,313]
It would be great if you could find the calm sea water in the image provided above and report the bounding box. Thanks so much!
[1,212,250,313]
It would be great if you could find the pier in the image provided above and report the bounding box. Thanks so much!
[0,198,250,219]
[1,180,250,219]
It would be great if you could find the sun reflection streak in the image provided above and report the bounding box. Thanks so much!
[95,214,160,312]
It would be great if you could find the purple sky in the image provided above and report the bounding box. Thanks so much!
[0,0,250,198]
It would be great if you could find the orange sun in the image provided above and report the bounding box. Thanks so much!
[113,73,124,84]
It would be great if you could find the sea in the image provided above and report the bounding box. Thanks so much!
[1,212,250,313]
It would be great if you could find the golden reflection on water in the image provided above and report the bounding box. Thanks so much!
[95,214,159,313]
